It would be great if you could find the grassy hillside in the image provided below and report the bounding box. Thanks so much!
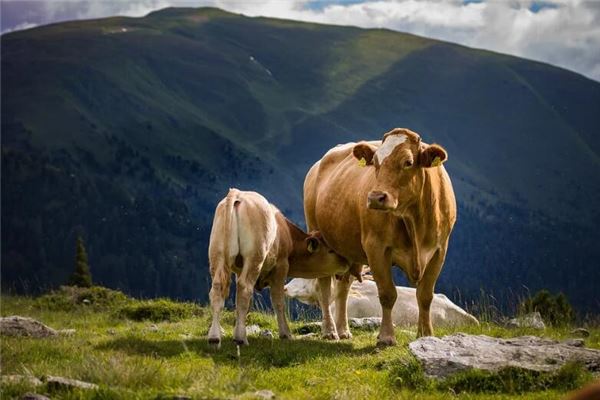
[2,7,600,311]
[2,289,598,399]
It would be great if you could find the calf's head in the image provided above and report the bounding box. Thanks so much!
[352,128,448,211]
[295,231,347,273]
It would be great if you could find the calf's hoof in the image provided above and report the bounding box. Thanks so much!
[322,332,340,341]
[233,338,249,346]
[208,337,221,349]
[376,336,397,347]
[279,333,292,340]
[338,331,353,340]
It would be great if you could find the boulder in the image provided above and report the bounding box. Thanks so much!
[409,333,600,379]
[0,316,57,338]
[506,312,546,329]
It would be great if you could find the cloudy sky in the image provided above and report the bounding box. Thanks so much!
[2,0,599,81]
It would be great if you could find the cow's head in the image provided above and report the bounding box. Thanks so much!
[301,230,347,269]
[352,128,447,211]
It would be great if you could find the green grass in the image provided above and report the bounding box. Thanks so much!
[2,292,598,400]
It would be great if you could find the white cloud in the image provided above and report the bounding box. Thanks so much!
[2,0,599,81]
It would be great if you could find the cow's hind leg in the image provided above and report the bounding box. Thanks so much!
[208,259,230,348]
[233,257,263,345]
[270,260,292,340]
[417,249,445,337]
[334,271,355,339]
[318,276,339,340]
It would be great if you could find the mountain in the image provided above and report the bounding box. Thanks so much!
[2,7,599,312]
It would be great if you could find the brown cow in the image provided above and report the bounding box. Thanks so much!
[208,188,347,347]
[304,128,456,345]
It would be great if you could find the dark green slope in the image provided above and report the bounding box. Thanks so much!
[2,7,599,311]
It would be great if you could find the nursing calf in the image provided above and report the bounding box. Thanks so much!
[285,278,479,328]
[208,188,346,347]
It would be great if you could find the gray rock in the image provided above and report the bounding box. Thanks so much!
[254,389,275,399]
[564,338,585,347]
[260,329,274,339]
[246,324,261,336]
[506,312,546,329]
[349,317,381,330]
[147,324,159,332]
[2,375,43,386]
[21,394,50,400]
[571,328,590,338]
[44,376,99,391]
[409,333,600,379]
[0,316,57,338]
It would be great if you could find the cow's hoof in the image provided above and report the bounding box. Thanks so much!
[233,338,249,346]
[208,337,221,349]
[376,336,397,347]
[338,331,353,340]
[279,333,292,340]
[322,332,340,341]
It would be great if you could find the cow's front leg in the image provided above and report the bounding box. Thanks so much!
[270,261,292,340]
[417,248,445,337]
[334,272,354,339]
[366,247,396,346]
[233,258,262,345]
[318,276,339,340]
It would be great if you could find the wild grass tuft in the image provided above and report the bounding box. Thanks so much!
[115,299,202,322]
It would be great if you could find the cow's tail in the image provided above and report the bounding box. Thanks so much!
[210,188,241,299]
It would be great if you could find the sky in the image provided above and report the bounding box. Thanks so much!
[2,0,599,81]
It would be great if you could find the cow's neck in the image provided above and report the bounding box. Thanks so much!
[398,170,437,282]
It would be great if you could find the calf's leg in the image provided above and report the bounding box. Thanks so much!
[318,276,339,340]
[270,260,292,339]
[208,259,230,348]
[233,257,263,345]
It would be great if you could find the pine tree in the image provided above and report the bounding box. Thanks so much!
[69,236,93,287]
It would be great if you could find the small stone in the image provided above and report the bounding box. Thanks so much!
[571,328,590,338]
[349,317,381,330]
[58,329,76,336]
[21,394,50,400]
[2,375,43,386]
[564,338,585,347]
[107,328,116,335]
[45,375,99,391]
[254,389,275,399]
[294,322,321,335]
[82,299,91,305]
[147,324,159,332]
[299,332,317,338]
[506,312,546,330]
[0,316,57,338]
[179,333,192,339]
[260,329,274,338]
[246,324,261,336]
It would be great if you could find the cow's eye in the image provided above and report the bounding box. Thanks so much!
[404,160,413,169]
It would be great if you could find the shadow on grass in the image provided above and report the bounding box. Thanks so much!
[96,336,377,368]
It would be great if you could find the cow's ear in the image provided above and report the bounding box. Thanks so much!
[306,237,320,253]
[352,143,375,166]
[419,144,447,168]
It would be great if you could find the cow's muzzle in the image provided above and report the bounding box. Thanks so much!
[367,191,397,210]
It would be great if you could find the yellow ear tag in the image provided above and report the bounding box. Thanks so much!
[358,157,367,168]
[431,156,442,167]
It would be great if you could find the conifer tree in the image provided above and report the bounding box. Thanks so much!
[69,236,92,287]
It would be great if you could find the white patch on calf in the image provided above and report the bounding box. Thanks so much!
[375,134,407,165]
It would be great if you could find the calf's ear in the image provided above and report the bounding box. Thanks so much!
[306,237,320,253]
[352,143,375,166]
[419,144,447,168]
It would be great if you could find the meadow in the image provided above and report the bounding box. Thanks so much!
[1,287,598,399]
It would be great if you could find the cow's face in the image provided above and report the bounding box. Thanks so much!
[352,128,448,211]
